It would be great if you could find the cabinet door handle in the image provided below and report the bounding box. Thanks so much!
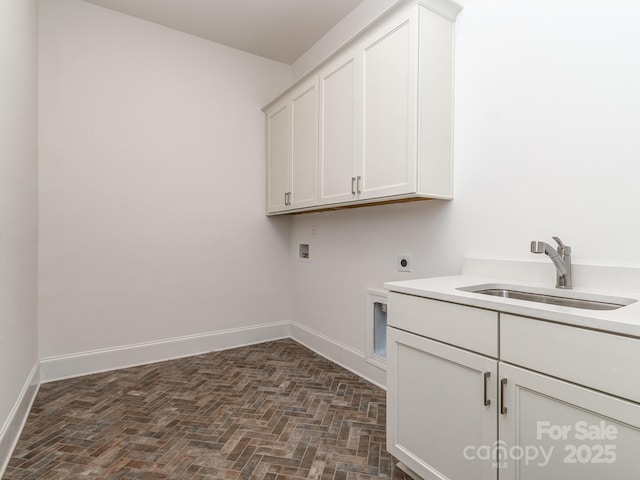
[500,378,508,415]
[351,177,356,195]
[483,372,491,407]
[357,176,362,194]
[284,192,291,206]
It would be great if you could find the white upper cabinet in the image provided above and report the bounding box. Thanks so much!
[265,78,318,213]
[318,48,359,206]
[360,8,418,200]
[265,100,289,213]
[290,80,318,209]
[264,0,462,215]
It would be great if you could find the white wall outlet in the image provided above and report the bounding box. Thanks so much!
[397,254,412,272]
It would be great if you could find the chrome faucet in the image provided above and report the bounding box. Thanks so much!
[530,236,572,289]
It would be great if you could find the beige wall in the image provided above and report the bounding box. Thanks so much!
[38,0,292,359]
[0,0,39,458]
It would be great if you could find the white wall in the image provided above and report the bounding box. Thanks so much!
[0,0,40,467]
[38,0,292,362]
[290,0,640,382]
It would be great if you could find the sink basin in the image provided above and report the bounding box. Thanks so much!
[457,284,637,311]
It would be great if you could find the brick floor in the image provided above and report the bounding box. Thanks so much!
[4,339,409,480]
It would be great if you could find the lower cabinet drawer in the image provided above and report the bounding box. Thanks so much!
[501,314,640,403]
[388,292,498,357]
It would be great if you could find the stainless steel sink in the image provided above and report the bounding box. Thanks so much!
[457,284,637,311]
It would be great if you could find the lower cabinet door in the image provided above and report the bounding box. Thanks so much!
[387,327,498,480]
[498,363,640,480]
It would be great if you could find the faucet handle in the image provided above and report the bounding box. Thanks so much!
[552,236,571,254]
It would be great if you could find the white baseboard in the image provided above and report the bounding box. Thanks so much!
[0,362,40,478]
[290,322,386,389]
[40,321,290,383]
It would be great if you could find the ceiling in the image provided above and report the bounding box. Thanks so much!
[82,0,366,64]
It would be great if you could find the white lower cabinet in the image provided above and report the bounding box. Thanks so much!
[499,363,640,480]
[387,293,640,480]
[387,327,498,480]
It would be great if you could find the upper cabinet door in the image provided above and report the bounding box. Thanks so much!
[318,49,359,206]
[360,9,418,200]
[265,78,318,214]
[290,79,319,209]
[265,100,290,213]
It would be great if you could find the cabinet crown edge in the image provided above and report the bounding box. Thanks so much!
[261,0,462,112]
[417,0,462,21]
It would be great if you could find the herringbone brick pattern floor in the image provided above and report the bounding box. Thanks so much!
[4,339,409,480]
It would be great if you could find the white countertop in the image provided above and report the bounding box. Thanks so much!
[384,274,640,338]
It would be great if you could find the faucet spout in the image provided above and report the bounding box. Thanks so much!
[530,237,572,289]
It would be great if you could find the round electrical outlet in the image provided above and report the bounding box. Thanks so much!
[397,254,412,272]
